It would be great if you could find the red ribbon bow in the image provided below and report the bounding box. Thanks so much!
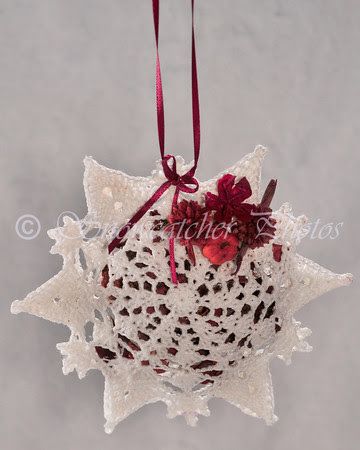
[108,0,200,284]
[162,155,199,199]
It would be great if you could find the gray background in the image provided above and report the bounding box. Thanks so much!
[0,1,359,449]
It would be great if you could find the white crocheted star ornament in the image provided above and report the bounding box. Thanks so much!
[11,146,352,432]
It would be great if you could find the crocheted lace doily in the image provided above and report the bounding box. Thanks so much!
[11,147,352,432]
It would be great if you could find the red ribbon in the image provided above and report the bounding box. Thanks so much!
[108,0,201,284]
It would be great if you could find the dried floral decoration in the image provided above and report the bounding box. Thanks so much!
[161,172,277,271]
[11,147,352,432]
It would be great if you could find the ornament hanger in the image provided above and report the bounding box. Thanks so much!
[109,0,201,283]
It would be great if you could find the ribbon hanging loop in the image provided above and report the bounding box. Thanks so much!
[109,0,201,284]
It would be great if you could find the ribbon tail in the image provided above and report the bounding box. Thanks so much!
[108,180,171,253]
[169,236,178,284]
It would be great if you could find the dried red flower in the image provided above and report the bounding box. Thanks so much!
[202,234,239,265]
[232,179,277,274]
[205,174,252,223]
[236,206,276,249]
[166,200,210,265]
[168,199,206,233]
[235,179,277,250]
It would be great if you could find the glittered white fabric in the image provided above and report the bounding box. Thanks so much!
[11,147,352,433]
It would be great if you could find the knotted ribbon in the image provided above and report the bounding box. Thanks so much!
[108,0,201,284]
